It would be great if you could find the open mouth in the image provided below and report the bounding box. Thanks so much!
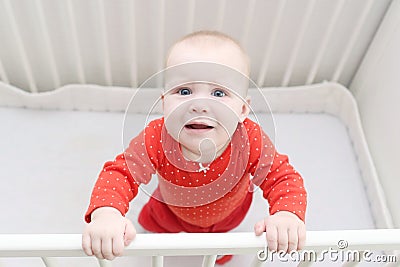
[184,123,214,130]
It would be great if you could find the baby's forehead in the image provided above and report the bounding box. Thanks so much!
[167,38,250,76]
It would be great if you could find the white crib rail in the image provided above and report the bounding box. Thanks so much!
[0,230,399,267]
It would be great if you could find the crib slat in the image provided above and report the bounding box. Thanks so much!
[297,250,320,267]
[384,250,400,267]
[332,0,374,83]
[0,59,9,84]
[186,0,195,33]
[297,260,314,267]
[156,0,166,88]
[240,0,257,47]
[306,0,345,85]
[98,258,113,267]
[98,0,113,86]
[3,0,38,93]
[152,256,164,267]
[341,260,360,267]
[41,257,58,267]
[281,0,316,87]
[35,0,61,89]
[129,0,138,88]
[257,0,286,87]
[202,255,217,267]
[251,254,264,267]
[66,0,86,84]
[216,0,226,31]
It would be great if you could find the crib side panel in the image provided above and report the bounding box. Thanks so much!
[350,0,400,228]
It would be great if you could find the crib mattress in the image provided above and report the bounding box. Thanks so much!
[0,82,387,266]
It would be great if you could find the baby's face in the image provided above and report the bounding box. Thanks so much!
[163,82,249,161]
[163,41,250,161]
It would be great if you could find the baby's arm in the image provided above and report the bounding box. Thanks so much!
[245,121,307,252]
[256,152,307,252]
[82,207,136,260]
[82,153,139,260]
[82,124,158,259]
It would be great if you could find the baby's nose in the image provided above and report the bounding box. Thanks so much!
[189,100,210,113]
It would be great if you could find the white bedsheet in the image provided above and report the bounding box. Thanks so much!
[0,106,374,266]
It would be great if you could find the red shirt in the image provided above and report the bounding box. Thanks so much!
[85,118,307,226]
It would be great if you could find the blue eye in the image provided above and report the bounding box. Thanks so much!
[212,89,226,97]
[178,88,191,95]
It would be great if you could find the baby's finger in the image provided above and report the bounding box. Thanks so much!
[277,227,288,252]
[254,220,266,236]
[124,219,136,246]
[266,223,278,252]
[297,223,306,250]
[91,237,104,259]
[82,233,93,256]
[101,238,115,260]
[287,227,298,253]
[112,235,124,257]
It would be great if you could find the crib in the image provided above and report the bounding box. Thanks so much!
[1,0,400,266]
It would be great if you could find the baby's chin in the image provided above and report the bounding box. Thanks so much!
[179,137,230,160]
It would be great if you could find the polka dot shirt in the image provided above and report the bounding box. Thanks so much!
[85,118,307,225]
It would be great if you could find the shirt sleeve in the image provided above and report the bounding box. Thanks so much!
[84,121,160,223]
[246,120,307,222]
[259,152,307,222]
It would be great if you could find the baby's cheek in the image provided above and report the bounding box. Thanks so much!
[217,116,240,137]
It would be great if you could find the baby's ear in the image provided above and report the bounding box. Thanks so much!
[239,96,251,122]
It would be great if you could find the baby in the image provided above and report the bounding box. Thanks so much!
[82,31,307,264]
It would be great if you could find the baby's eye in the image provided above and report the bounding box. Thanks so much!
[178,88,192,95]
[212,89,226,97]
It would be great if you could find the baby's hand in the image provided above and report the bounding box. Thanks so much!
[82,207,136,260]
[254,211,306,253]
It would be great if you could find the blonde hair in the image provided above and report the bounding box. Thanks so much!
[166,30,250,75]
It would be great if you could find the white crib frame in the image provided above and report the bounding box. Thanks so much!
[1,230,400,267]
